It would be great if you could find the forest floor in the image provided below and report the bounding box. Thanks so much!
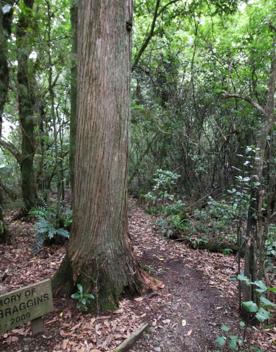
[0,200,274,352]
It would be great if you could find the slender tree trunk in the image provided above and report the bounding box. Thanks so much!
[45,0,63,219]
[54,0,143,311]
[224,29,276,320]
[16,0,38,211]
[36,102,47,199]
[0,3,13,242]
[241,31,276,317]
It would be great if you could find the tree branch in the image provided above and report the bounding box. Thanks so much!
[157,0,179,16]
[132,0,161,72]
[223,92,267,117]
[132,0,181,71]
[0,139,22,163]
[114,323,149,352]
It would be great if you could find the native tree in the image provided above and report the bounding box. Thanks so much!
[53,0,143,310]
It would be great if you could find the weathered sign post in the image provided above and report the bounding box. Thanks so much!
[0,279,54,335]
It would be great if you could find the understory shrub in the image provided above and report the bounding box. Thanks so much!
[144,169,184,214]
[214,277,276,351]
[145,168,251,252]
[144,169,188,238]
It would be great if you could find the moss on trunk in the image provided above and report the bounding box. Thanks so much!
[16,0,38,211]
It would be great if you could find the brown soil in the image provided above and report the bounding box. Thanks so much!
[0,201,273,351]
[129,207,239,352]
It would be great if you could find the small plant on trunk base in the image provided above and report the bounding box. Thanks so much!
[71,283,95,312]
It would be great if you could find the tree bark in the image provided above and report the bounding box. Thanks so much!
[0,2,13,243]
[69,0,78,196]
[54,0,143,311]
[16,0,38,211]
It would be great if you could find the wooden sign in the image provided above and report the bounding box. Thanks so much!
[0,279,54,334]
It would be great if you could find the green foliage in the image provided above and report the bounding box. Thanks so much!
[62,208,73,229]
[71,284,94,312]
[30,205,70,254]
[193,197,240,230]
[222,248,233,255]
[145,169,249,252]
[188,235,209,249]
[35,218,70,240]
[237,276,276,323]
[215,276,274,351]
[214,321,265,352]
[155,215,190,239]
[188,193,247,243]
[144,169,181,207]
[29,206,49,219]
[265,224,276,270]
[215,324,243,351]
[241,301,258,313]
[145,169,188,238]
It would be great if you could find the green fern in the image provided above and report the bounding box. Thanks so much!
[31,206,70,254]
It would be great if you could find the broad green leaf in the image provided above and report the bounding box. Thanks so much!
[252,280,267,293]
[228,335,238,351]
[237,274,250,285]
[260,296,276,308]
[239,321,246,329]
[255,308,270,322]
[241,301,258,313]
[85,293,94,300]
[71,292,80,299]
[77,283,83,294]
[221,324,230,332]
[81,298,86,305]
[215,336,226,347]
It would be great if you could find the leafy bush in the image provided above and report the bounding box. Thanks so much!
[144,169,182,208]
[145,169,187,235]
[145,167,251,253]
[155,215,190,239]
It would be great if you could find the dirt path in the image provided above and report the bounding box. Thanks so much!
[129,204,239,352]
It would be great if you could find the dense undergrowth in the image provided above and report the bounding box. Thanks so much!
[142,168,276,265]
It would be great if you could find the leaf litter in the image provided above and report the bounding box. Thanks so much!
[0,200,274,351]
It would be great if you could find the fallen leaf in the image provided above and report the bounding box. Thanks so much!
[186,329,193,336]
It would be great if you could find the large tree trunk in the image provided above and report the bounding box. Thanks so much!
[54,0,143,311]
[16,0,38,211]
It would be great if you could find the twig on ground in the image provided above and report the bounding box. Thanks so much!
[113,323,149,352]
